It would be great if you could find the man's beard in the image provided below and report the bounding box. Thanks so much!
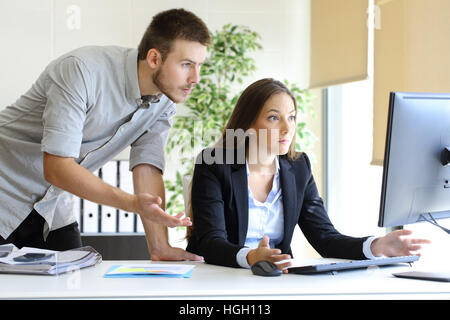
[152,68,195,103]
[152,68,177,102]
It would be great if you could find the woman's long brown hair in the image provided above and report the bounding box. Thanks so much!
[185,78,300,240]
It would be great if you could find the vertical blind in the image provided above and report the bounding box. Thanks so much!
[309,0,369,89]
[372,0,450,165]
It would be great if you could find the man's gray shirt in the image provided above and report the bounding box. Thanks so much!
[0,46,176,239]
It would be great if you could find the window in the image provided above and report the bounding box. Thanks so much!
[326,80,384,239]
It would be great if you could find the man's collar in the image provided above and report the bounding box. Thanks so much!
[136,94,163,108]
[125,49,141,107]
[126,50,173,108]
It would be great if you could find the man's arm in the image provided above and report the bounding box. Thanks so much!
[132,163,202,261]
[132,163,169,259]
[43,153,191,228]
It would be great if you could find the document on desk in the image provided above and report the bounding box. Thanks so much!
[104,264,195,278]
[0,244,102,275]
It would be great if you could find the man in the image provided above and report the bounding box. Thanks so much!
[0,8,210,261]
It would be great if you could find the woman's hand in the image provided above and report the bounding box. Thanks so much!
[247,235,291,273]
[370,229,431,257]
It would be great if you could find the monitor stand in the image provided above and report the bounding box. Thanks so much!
[418,213,450,235]
[392,212,450,282]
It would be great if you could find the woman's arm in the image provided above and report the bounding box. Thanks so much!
[370,229,430,257]
[297,154,369,260]
[189,159,244,268]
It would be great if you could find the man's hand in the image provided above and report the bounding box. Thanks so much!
[370,229,431,257]
[133,193,191,228]
[149,246,203,261]
[246,235,291,272]
[132,164,202,261]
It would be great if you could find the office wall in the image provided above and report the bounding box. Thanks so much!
[0,0,311,110]
[0,0,324,258]
[0,0,318,163]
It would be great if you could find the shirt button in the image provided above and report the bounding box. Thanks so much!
[49,187,54,193]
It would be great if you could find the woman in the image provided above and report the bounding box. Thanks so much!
[186,78,429,271]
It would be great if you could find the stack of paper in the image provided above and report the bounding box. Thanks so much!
[104,264,195,278]
[0,244,102,275]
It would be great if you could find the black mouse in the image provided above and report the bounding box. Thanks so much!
[251,260,282,277]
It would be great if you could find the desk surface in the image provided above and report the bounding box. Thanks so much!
[1,258,450,299]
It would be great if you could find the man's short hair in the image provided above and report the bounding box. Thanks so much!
[138,8,211,61]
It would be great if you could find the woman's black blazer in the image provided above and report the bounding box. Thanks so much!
[186,148,369,268]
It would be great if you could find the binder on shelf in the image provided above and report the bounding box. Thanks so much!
[118,161,135,233]
[136,215,145,233]
[83,200,99,233]
[73,195,82,226]
[82,169,99,233]
[100,205,117,233]
[100,162,118,233]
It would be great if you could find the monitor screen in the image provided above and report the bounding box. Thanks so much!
[379,92,450,228]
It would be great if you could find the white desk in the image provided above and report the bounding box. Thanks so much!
[1,258,450,300]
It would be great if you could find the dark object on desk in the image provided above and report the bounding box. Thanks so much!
[393,271,450,282]
[13,253,51,262]
[81,234,150,260]
[251,260,282,277]
[288,255,419,275]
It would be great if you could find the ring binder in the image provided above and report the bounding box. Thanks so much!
[100,162,118,233]
[82,169,100,233]
[118,161,135,232]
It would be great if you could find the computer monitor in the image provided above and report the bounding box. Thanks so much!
[379,91,450,229]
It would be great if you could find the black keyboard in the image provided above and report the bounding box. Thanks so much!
[288,255,419,274]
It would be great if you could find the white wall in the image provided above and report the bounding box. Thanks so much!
[0,0,310,110]
[0,0,322,257]
[0,0,314,172]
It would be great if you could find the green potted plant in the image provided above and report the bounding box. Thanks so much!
[164,24,315,215]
